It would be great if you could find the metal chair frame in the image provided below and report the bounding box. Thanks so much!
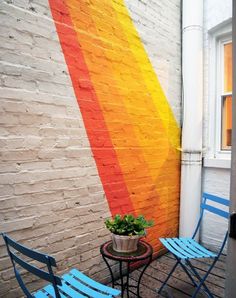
[158,193,229,298]
[2,233,120,298]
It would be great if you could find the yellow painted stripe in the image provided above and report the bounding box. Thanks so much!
[65,0,180,251]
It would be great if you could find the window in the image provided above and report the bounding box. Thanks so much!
[205,23,232,167]
[221,41,232,150]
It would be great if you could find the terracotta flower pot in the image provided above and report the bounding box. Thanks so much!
[111,234,141,253]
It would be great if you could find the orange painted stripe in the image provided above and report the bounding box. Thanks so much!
[48,0,134,215]
[65,0,180,250]
[65,0,161,207]
[49,0,180,253]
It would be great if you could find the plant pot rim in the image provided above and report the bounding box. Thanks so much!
[112,233,142,238]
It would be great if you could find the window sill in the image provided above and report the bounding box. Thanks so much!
[203,158,231,169]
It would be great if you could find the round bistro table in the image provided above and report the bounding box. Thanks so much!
[100,240,153,298]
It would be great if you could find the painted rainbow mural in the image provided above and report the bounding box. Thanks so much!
[49,0,180,253]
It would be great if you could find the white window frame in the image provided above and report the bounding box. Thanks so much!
[204,22,232,168]
[216,38,232,152]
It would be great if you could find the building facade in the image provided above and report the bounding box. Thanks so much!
[0,0,233,296]
[202,0,232,249]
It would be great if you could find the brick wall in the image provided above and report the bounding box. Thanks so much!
[0,0,181,296]
[126,0,181,122]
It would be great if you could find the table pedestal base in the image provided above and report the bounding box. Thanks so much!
[100,241,153,298]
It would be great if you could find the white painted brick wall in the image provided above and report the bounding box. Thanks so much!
[202,168,230,250]
[202,0,232,250]
[0,1,112,296]
[0,0,181,296]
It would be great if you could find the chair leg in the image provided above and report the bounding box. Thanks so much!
[186,260,214,298]
[178,260,198,288]
[158,260,179,294]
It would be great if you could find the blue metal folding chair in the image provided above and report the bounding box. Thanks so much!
[2,233,120,298]
[158,193,229,298]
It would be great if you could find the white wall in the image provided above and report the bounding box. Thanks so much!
[201,168,230,249]
[202,0,232,250]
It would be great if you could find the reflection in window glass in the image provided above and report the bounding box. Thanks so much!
[221,42,232,150]
[222,95,232,149]
[224,43,232,93]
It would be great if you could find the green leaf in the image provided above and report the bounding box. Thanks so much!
[104,214,154,236]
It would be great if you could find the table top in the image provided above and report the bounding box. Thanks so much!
[100,240,153,261]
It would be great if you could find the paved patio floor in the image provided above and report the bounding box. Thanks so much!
[118,252,226,297]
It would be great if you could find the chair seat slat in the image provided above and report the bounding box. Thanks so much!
[63,273,111,298]
[167,238,196,258]
[70,269,120,296]
[173,238,206,258]
[161,238,217,259]
[34,290,49,298]
[160,238,188,259]
[186,238,217,258]
[59,281,87,298]
[43,285,67,298]
[179,238,208,258]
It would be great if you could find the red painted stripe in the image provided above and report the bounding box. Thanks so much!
[48,0,134,215]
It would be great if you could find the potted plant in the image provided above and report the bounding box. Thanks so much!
[105,214,154,253]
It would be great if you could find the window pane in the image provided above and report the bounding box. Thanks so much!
[221,95,232,149]
[224,42,232,93]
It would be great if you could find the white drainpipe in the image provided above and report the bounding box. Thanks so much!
[180,0,203,239]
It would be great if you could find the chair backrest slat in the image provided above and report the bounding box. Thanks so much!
[202,193,230,206]
[5,235,56,266]
[201,203,229,219]
[192,193,229,239]
[10,251,61,284]
[201,192,230,219]
[2,234,62,298]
